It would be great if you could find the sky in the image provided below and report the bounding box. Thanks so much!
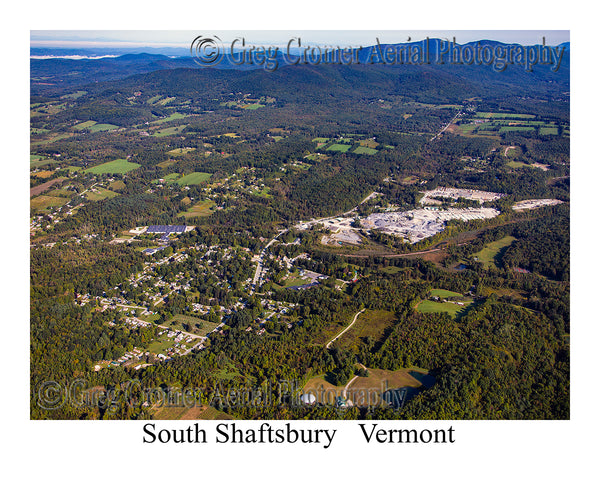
[30,30,570,51]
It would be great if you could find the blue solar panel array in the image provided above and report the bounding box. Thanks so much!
[147,225,186,234]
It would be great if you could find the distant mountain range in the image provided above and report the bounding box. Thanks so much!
[30,39,570,98]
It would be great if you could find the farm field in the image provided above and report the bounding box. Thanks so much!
[178,199,216,218]
[30,177,66,197]
[30,194,69,212]
[153,173,181,184]
[416,299,472,318]
[84,187,120,201]
[430,288,462,299]
[176,172,212,185]
[326,143,352,152]
[85,158,141,174]
[151,112,187,124]
[353,146,378,155]
[152,125,186,137]
[474,235,516,268]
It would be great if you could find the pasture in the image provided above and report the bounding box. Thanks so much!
[176,172,212,185]
[151,112,187,124]
[30,194,69,212]
[85,158,141,174]
[326,143,352,153]
[152,125,186,137]
[354,146,378,155]
[429,288,462,299]
[84,187,120,201]
[416,299,471,319]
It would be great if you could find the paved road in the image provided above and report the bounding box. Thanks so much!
[430,110,461,142]
[325,308,365,349]
[250,230,288,294]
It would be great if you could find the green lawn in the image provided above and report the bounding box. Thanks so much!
[242,103,264,110]
[499,126,536,133]
[151,112,187,124]
[540,127,559,135]
[152,173,181,184]
[353,146,378,155]
[429,288,462,299]
[74,120,97,131]
[176,172,212,185]
[30,195,69,212]
[416,299,471,318]
[152,125,186,137]
[474,235,516,269]
[89,123,118,133]
[326,143,352,152]
[85,158,141,175]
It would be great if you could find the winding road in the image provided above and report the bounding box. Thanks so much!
[325,308,365,349]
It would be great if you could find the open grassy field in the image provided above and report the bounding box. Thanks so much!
[89,123,118,133]
[85,158,141,174]
[157,159,178,168]
[353,146,378,155]
[540,127,559,135]
[178,199,216,218]
[476,112,536,119]
[165,314,220,337]
[499,126,536,133]
[73,120,97,131]
[416,299,472,318]
[167,147,196,156]
[176,172,212,185]
[84,187,120,201]
[109,180,126,191]
[326,143,352,153]
[151,112,187,124]
[147,336,176,355]
[152,173,181,184]
[336,309,398,352]
[241,103,264,110]
[152,125,186,137]
[30,194,69,212]
[474,235,516,268]
[60,90,87,100]
[507,160,528,168]
[31,170,55,179]
[430,288,462,299]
